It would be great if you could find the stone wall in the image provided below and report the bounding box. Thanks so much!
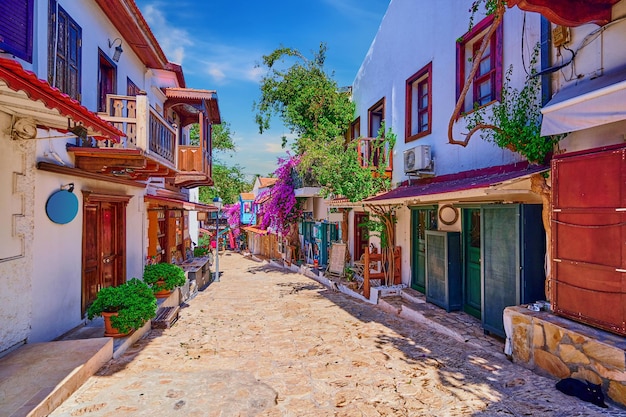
[504,306,626,407]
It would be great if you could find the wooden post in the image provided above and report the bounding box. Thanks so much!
[363,246,370,299]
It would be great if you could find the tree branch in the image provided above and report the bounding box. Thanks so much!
[448,2,506,147]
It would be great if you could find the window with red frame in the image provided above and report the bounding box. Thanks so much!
[366,99,385,168]
[349,117,360,140]
[456,15,502,113]
[406,62,432,142]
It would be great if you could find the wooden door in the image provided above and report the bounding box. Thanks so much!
[463,208,481,319]
[411,207,437,293]
[354,212,369,261]
[82,197,127,315]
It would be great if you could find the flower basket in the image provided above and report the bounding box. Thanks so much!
[87,278,157,336]
[143,263,186,296]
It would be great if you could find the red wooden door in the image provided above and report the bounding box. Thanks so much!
[354,212,369,261]
[82,198,127,315]
[552,145,626,335]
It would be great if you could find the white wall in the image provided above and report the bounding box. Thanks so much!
[352,0,541,185]
[29,170,146,343]
[0,128,36,354]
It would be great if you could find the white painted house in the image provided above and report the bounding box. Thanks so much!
[344,0,547,338]
[0,0,219,355]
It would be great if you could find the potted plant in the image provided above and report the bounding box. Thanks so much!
[143,262,186,298]
[87,278,157,337]
[193,246,209,257]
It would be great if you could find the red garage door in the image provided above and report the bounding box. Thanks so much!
[552,144,626,335]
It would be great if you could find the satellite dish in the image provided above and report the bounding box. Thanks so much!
[46,187,78,224]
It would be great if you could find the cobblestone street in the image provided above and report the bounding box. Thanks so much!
[51,253,625,416]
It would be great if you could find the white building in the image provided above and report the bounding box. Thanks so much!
[0,0,219,354]
[344,0,547,337]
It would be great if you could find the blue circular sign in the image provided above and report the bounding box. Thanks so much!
[46,189,79,224]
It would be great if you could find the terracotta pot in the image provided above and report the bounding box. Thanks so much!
[154,279,173,299]
[102,311,133,338]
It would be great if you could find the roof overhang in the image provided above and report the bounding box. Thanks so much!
[507,0,619,27]
[365,162,547,206]
[144,195,218,212]
[0,58,123,141]
[242,226,269,235]
[37,161,147,187]
[94,0,169,69]
[68,147,178,181]
[164,88,221,126]
[541,67,626,136]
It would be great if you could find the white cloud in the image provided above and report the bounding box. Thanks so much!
[264,142,285,154]
[141,3,193,64]
[194,44,265,85]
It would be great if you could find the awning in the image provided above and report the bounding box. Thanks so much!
[164,87,221,125]
[0,58,123,141]
[541,67,626,136]
[144,195,218,212]
[365,162,547,205]
[242,226,269,235]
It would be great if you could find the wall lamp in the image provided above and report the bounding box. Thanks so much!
[108,38,124,62]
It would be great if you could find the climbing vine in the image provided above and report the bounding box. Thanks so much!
[464,44,560,164]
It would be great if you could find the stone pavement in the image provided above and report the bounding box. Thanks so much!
[50,253,626,416]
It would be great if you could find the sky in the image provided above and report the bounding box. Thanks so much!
[134,0,390,180]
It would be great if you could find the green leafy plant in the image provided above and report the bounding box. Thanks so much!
[464,44,560,164]
[143,263,186,292]
[193,246,209,257]
[86,278,157,334]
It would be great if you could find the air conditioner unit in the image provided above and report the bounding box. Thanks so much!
[404,145,432,174]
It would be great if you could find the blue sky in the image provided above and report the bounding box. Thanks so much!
[134,0,390,180]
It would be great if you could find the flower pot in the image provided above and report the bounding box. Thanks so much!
[102,311,133,338]
[154,279,173,299]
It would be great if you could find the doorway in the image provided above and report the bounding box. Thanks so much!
[410,207,437,293]
[463,208,481,319]
[81,194,129,315]
[354,212,369,262]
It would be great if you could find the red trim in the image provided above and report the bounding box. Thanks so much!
[405,62,432,143]
[0,58,123,141]
[367,162,548,202]
[507,0,618,27]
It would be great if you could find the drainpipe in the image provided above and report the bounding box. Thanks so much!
[540,16,552,106]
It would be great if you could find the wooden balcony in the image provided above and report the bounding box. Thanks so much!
[68,94,213,186]
[357,137,393,179]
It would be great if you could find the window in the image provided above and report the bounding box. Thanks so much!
[0,0,34,62]
[48,0,82,101]
[368,98,385,137]
[97,50,116,112]
[456,15,502,113]
[348,117,360,141]
[127,78,141,96]
[406,62,432,142]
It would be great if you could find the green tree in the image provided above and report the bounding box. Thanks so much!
[199,163,249,205]
[194,120,251,205]
[189,121,236,152]
[255,43,395,202]
[254,43,354,152]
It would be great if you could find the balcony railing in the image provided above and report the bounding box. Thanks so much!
[98,94,176,166]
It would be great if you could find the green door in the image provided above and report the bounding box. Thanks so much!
[410,207,437,293]
[463,208,481,319]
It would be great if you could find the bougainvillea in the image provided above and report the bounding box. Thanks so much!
[224,203,241,238]
[258,155,302,235]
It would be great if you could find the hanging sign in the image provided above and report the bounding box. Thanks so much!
[46,185,78,224]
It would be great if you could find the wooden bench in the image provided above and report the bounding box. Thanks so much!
[152,306,180,329]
